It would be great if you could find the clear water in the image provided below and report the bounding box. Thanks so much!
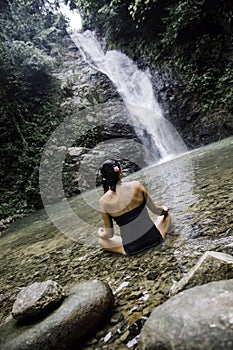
[1,136,233,254]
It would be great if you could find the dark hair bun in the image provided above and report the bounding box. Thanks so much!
[100,159,121,193]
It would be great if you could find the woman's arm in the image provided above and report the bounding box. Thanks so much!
[98,199,114,239]
[137,182,168,216]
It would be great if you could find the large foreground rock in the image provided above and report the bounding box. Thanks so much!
[0,280,114,350]
[12,280,64,322]
[138,279,233,350]
[170,251,233,296]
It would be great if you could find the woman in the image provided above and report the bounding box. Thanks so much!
[98,159,171,255]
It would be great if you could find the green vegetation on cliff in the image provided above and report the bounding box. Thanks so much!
[0,0,67,217]
[75,0,233,114]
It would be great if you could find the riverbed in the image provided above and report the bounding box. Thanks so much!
[0,137,233,349]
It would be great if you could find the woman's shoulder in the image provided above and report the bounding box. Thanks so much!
[131,180,143,189]
[121,180,144,194]
[125,180,140,186]
[99,192,111,212]
[99,190,111,200]
[130,180,147,194]
[120,180,139,189]
[99,192,109,204]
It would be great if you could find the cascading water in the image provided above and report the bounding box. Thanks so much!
[71,30,187,161]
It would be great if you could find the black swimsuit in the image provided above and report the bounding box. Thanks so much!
[111,197,163,255]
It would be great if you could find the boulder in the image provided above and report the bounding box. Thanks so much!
[12,280,64,323]
[0,280,114,350]
[170,251,233,296]
[138,279,233,350]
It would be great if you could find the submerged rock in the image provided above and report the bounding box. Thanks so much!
[170,251,233,296]
[139,279,233,350]
[0,280,114,350]
[12,280,64,323]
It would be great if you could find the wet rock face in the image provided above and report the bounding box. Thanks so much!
[0,280,114,350]
[12,280,64,323]
[139,279,233,350]
[150,67,233,149]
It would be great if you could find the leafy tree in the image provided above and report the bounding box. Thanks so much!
[75,0,136,43]
[74,0,233,112]
[0,0,67,218]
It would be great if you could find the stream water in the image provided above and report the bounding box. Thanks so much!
[0,137,232,348]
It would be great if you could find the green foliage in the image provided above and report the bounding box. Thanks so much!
[74,0,233,114]
[2,0,65,47]
[75,0,136,43]
[0,0,67,218]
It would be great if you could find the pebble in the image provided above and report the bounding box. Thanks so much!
[0,139,232,348]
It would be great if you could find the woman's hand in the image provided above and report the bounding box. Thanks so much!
[98,227,106,238]
[161,206,169,217]
[98,227,114,239]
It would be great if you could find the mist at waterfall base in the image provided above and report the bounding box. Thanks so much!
[71,30,188,163]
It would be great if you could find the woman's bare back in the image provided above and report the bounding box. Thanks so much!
[100,181,144,216]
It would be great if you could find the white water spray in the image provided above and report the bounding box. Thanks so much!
[71,30,187,160]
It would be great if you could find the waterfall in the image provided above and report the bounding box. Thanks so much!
[71,30,187,161]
